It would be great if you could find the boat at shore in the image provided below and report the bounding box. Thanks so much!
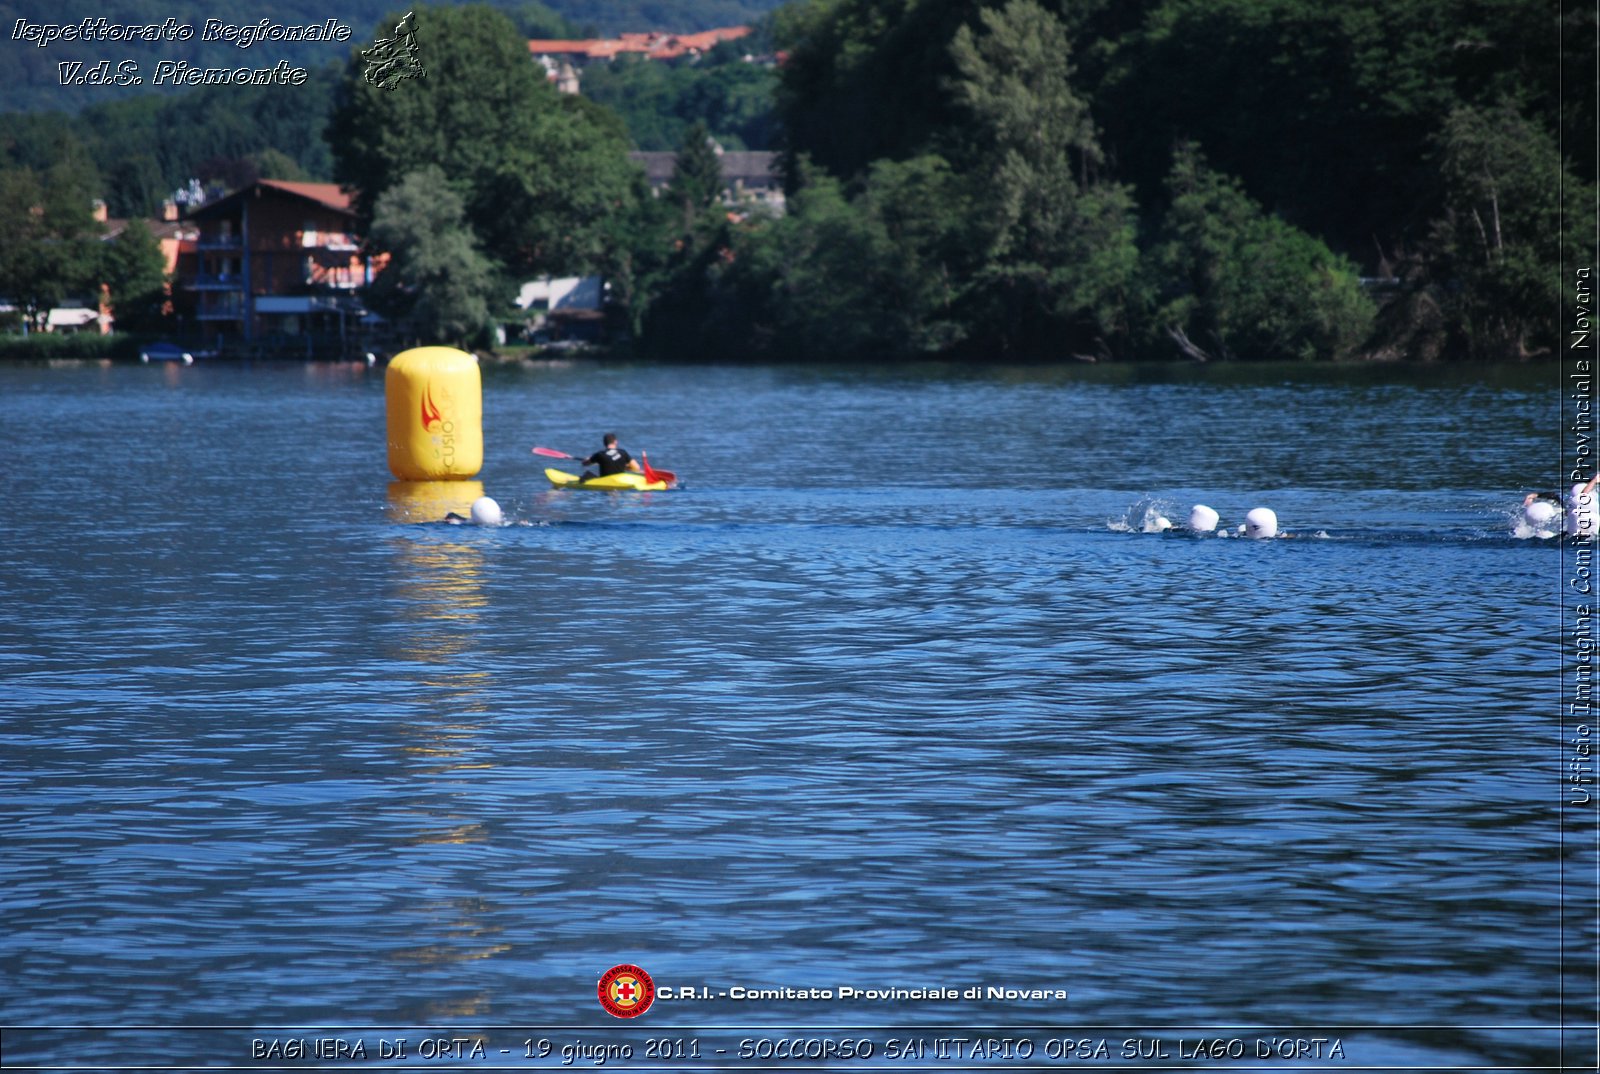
[139,342,195,365]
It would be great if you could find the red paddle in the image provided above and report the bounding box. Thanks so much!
[532,446,578,460]
[641,451,676,487]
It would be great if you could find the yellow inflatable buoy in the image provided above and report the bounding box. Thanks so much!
[385,346,483,480]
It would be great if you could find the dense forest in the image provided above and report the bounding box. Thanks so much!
[736,0,1596,362]
[0,0,1592,362]
[580,40,779,151]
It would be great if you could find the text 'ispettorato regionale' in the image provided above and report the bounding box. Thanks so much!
[12,18,353,88]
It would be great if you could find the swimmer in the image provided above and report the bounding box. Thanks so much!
[444,496,505,526]
[1522,491,1562,534]
[470,496,503,526]
[1143,514,1173,533]
[1243,507,1278,539]
[1188,504,1220,533]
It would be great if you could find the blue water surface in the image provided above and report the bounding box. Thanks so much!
[0,359,1586,1070]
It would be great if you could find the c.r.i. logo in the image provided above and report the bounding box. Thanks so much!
[597,964,654,1018]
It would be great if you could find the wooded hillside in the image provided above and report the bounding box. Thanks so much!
[0,0,1590,363]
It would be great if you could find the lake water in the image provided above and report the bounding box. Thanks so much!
[0,358,1590,1071]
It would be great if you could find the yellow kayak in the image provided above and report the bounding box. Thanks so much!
[544,468,668,491]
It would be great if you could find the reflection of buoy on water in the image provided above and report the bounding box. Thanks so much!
[385,346,483,480]
[470,496,503,526]
[1244,507,1278,539]
[386,480,486,523]
[1189,504,1219,533]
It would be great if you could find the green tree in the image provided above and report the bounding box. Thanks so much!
[1422,102,1587,360]
[641,0,1146,362]
[946,0,1139,357]
[103,151,167,220]
[1100,0,1567,264]
[854,153,973,353]
[249,149,309,182]
[772,0,1141,183]
[509,0,582,37]
[668,121,725,223]
[326,4,637,278]
[683,61,780,150]
[591,168,673,340]
[2,64,343,217]
[773,0,979,183]
[0,162,104,333]
[623,129,736,356]
[733,171,889,359]
[578,57,681,149]
[651,154,971,361]
[101,221,170,334]
[367,166,499,347]
[1147,143,1373,361]
[580,54,779,151]
[573,115,738,347]
[481,93,642,274]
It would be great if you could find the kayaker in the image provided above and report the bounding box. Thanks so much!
[582,433,644,479]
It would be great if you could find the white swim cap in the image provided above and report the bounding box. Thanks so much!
[470,496,503,526]
[1525,499,1559,527]
[1244,507,1278,539]
[1188,505,1219,533]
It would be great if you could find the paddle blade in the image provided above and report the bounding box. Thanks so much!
[641,452,676,487]
[532,446,577,460]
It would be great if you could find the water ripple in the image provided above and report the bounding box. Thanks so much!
[0,362,1570,1068]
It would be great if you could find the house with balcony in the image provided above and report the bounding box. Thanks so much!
[182,180,382,356]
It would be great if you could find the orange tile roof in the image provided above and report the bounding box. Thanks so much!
[526,39,599,54]
[528,25,751,62]
[259,180,353,212]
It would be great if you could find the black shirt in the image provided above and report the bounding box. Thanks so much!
[584,446,633,476]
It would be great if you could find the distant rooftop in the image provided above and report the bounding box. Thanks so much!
[183,180,355,219]
[629,150,779,189]
[528,26,752,62]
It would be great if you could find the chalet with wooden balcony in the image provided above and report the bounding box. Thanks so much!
[182,180,382,355]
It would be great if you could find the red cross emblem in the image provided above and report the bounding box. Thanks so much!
[598,964,654,1018]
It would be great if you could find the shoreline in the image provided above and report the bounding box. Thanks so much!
[0,334,1570,372]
